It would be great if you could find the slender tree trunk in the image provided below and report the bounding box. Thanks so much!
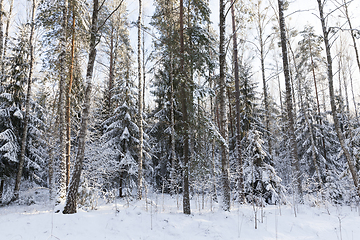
[48,145,54,200]
[142,28,146,112]
[137,0,144,200]
[57,0,68,202]
[277,0,303,202]
[65,0,76,189]
[231,0,244,203]
[275,56,283,114]
[179,0,190,215]
[63,0,100,214]
[107,28,114,114]
[219,0,231,211]
[348,60,359,122]
[343,0,360,77]
[256,2,272,156]
[227,88,234,138]
[170,51,176,195]
[316,0,360,198]
[0,0,3,65]
[1,0,13,76]
[309,39,328,162]
[341,60,350,116]
[13,0,36,201]
[0,179,4,203]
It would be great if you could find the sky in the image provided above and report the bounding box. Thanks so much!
[6,0,360,110]
[124,0,360,108]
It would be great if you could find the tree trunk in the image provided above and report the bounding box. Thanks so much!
[316,0,360,198]
[308,38,328,162]
[13,0,36,201]
[348,60,359,123]
[277,0,303,202]
[0,179,4,203]
[137,0,144,200]
[65,0,76,189]
[63,0,99,214]
[0,0,3,65]
[170,51,176,195]
[231,0,244,203]
[57,0,68,202]
[107,27,114,113]
[142,29,146,112]
[1,0,14,76]
[219,0,231,211]
[343,0,360,78]
[180,0,190,215]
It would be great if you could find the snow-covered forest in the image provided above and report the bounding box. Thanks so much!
[1,0,360,238]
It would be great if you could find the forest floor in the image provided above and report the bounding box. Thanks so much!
[0,188,360,240]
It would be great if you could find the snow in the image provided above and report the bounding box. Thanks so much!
[1,192,360,240]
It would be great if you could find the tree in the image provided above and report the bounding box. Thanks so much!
[137,0,144,200]
[231,0,244,202]
[316,0,360,199]
[63,0,125,214]
[277,0,303,202]
[219,0,231,211]
[13,0,37,201]
[63,0,100,214]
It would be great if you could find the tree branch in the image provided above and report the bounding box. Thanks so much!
[97,0,125,32]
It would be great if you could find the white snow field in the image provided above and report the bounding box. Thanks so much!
[1,191,360,240]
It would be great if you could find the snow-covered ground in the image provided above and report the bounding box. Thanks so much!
[1,191,360,240]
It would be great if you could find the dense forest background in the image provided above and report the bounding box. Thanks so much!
[0,0,360,215]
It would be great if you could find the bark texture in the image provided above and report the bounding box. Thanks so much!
[57,0,68,202]
[219,0,231,211]
[65,0,76,188]
[180,0,190,215]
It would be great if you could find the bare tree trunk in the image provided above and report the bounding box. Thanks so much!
[316,0,360,198]
[227,88,234,139]
[0,0,3,65]
[13,0,36,201]
[343,0,360,77]
[1,0,13,76]
[137,0,144,200]
[107,27,114,113]
[341,57,350,116]
[179,0,190,215]
[63,0,100,214]
[277,0,303,202]
[219,0,231,211]
[170,51,176,195]
[348,60,359,122]
[0,179,4,203]
[231,0,244,203]
[142,27,146,112]
[309,38,328,162]
[57,0,68,202]
[65,0,76,189]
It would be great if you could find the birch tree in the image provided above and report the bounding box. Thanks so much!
[63,0,125,214]
[316,0,360,198]
[63,0,99,214]
[219,0,231,211]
